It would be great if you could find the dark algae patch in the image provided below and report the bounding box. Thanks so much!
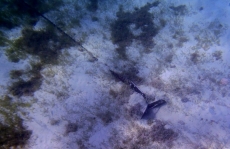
[65,122,78,134]
[9,76,42,97]
[86,0,98,12]
[0,95,32,148]
[0,31,10,46]
[0,0,81,148]
[6,27,75,63]
[150,121,178,143]
[10,70,24,79]
[190,52,200,64]
[0,119,32,148]
[0,0,63,29]
[1,6,76,146]
[111,2,162,59]
[169,5,188,16]
[9,63,43,97]
[212,50,222,60]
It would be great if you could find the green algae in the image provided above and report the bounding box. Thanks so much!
[110,2,162,59]
[190,52,200,64]
[10,70,24,79]
[0,95,31,125]
[3,0,75,99]
[0,122,32,148]
[0,95,32,148]
[9,77,42,97]
[169,5,187,16]
[0,0,63,29]
[6,26,75,63]
[0,0,77,148]
[8,62,43,97]
[86,0,98,12]
[0,31,10,47]
[212,50,222,60]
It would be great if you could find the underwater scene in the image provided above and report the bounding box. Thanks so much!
[0,0,230,148]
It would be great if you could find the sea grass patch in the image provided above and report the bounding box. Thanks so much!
[8,63,43,97]
[108,120,178,148]
[86,0,98,12]
[9,76,42,97]
[6,26,75,63]
[0,95,32,148]
[0,119,32,148]
[0,31,10,46]
[110,2,162,59]
[0,0,63,29]
[169,5,188,16]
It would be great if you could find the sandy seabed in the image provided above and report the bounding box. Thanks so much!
[1,0,230,148]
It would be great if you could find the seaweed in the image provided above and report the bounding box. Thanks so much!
[176,36,189,47]
[27,0,63,14]
[0,31,10,46]
[109,120,177,148]
[10,70,24,79]
[86,0,98,12]
[111,7,133,56]
[9,77,41,97]
[8,63,43,97]
[172,30,189,47]
[96,110,114,125]
[212,50,222,60]
[129,103,143,119]
[6,27,74,63]
[0,0,63,29]
[0,119,32,148]
[65,122,78,134]
[123,67,142,83]
[150,121,178,142]
[110,2,162,58]
[190,52,200,64]
[169,5,187,15]
[164,54,173,63]
[0,95,32,148]
[29,62,43,74]
[6,25,74,98]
